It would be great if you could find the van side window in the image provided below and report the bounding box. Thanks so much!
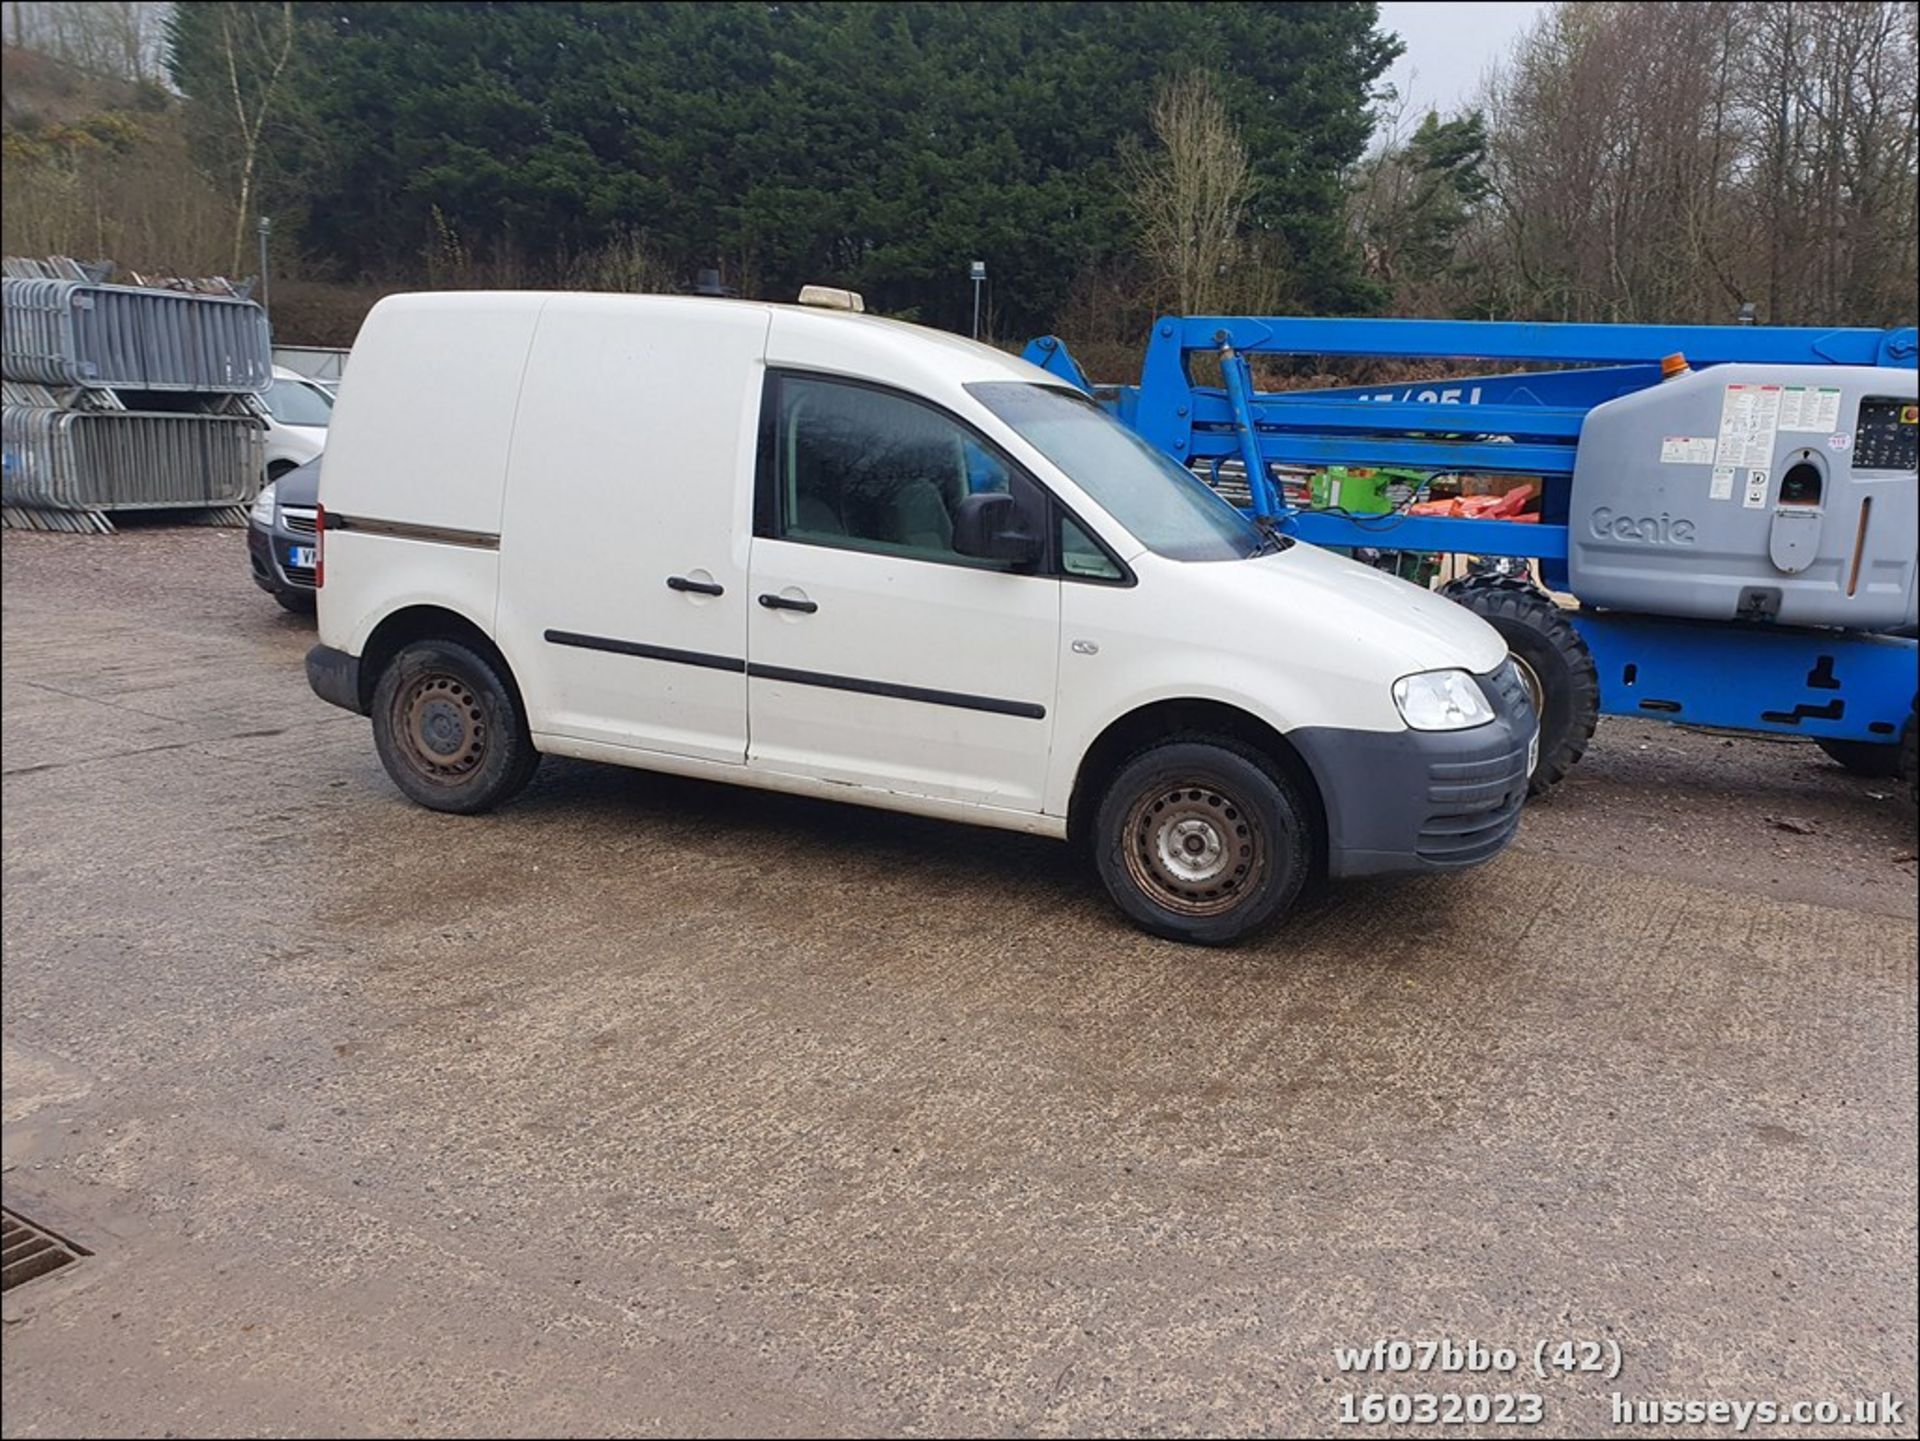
[771,375,1020,564]
[1061,516,1124,581]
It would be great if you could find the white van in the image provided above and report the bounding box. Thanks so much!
[306,292,1536,943]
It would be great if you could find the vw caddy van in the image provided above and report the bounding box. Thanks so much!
[306,292,1536,943]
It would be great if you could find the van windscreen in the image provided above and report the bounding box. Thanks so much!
[967,382,1260,561]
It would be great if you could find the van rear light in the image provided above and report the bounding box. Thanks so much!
[315,504,325,588]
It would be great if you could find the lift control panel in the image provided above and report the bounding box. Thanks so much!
[1852,398,1918,473]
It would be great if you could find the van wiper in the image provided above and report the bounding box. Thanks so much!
[1249,516,1294,556]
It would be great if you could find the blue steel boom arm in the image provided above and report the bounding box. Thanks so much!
[1021,316,1919,750]
[1024,317,1918,559]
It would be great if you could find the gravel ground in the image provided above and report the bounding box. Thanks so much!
[3,524,1915,1438]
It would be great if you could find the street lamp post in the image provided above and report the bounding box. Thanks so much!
[969,259,986,340]
[257,216,273,319]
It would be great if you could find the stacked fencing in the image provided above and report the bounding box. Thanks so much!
[3,279,273,391]
[2,258,270,533]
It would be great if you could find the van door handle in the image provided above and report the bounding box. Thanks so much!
[758,593,818,614]
[667,575,725,597]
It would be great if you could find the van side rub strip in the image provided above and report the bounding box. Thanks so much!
[543,630,745,673]
[749,663,1046,719]
[327,514,500,550]
[542,630,1045,719]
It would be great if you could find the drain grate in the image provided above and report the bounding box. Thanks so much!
[1,1206,91,1293]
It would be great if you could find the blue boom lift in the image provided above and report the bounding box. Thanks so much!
[1023,316,1919,801]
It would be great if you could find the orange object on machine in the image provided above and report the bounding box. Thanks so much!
[1406,483,1539,521]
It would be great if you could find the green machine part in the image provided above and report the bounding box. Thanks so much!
[1305,466,1438,587]
[1307,465,1425,514]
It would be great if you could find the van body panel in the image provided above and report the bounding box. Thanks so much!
[1042,546,1506,814]
[746,538,1061,807]
[315,292,544,655]
[1246,543,1509,677]
[494,296,771,761]
[534,731,1070,838]
[320,292,544,535]
[764,307,1062,404]
[334,543,504,661]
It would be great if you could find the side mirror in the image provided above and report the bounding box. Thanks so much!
[952,491,1042,566]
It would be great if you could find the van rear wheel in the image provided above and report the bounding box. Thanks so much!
[1093,738,1310,945]
[371,639,539,814]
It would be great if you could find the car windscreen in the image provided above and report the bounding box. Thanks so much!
[266,378,333,428]
[966,382,1259,561]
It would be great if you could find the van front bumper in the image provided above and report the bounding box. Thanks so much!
[307,644,365,715]
[1291,658,1537,878]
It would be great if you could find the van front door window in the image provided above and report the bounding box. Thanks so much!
[778,376,1013,564]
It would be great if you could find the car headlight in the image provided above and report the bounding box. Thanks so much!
[1393,669,1494,731]
[250,481,277,527]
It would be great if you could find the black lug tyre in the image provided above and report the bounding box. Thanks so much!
[1441,575,1598,796]
[274,589,316,614]
[370,639,539,814]
[1092,737,1310,945]
[1902,706,1918,809]
[1815,736,1903,779]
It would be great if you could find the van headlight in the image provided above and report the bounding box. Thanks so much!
[1393,669,1494,731]
[250,481,277,527]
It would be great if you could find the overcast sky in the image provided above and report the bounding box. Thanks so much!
[1376,0,1548,115]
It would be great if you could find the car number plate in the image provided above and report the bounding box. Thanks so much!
[289,545,317,569]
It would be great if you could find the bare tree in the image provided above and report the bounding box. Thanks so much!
[1480,2,1745,322]
[207,0,296,277]
[1476,1,1917,327]
[2,1,168,80]
[1123,71,1257,316]
[1736,0,1919,323]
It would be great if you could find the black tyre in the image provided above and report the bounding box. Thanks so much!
[267,459,299,483]
[1092,737,1311,945]
[1902,706,1918,810]
[370,639,539,814]
[1815,736,1903,779]
[1442,575,1598,796]
[274,588,316,614]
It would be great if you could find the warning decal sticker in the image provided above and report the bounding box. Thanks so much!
[1742,468,1770,509]
[1777,385,1843,432]
[1660,436,1717,465]
[1709,465,1735,500]
[1716,384,1783,470]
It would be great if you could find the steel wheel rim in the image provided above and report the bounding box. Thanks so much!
[394,672,486,782]
[1122,781,1264,917]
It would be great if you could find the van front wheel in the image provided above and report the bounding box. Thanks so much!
[371,639,539,814]
[1093,738,1310,945]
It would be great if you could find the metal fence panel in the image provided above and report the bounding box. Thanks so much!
[2,406,264,511]
[2,279,272,392]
